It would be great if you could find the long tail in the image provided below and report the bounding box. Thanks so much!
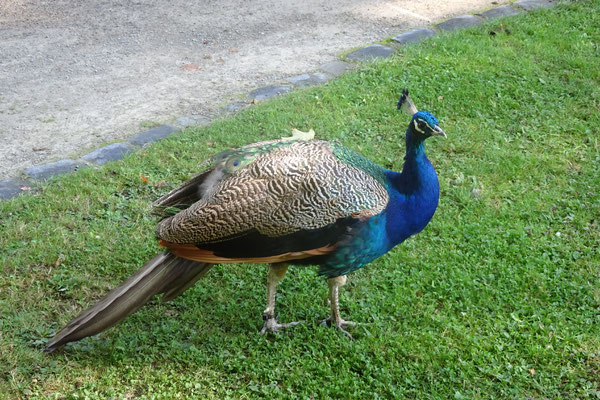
[45,252,213,352]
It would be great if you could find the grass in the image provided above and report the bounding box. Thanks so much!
[1,1,599,398]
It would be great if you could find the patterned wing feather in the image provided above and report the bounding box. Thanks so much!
[156,140,389,260]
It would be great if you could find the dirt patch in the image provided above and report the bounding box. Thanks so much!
[0,0,501,178]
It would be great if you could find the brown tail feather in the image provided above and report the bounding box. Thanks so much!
[161,259,213,302]
[45,252,213,352]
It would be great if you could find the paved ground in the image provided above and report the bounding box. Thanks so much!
[0,0,502,179]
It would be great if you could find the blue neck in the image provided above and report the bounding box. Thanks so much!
[389,126,433,192]
[401,129,428,188]
[384,125,440,246]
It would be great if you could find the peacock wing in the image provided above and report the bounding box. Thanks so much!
[156,140,389,263]
[152,130,319,217]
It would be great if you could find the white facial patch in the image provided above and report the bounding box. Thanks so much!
[413,119,425,133]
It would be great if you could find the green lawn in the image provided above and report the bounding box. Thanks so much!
[1,1,599,398]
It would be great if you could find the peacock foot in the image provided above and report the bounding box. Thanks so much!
[321,317,369,339]
[259,313,303,335]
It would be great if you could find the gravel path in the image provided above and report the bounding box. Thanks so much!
[1,0,502,179]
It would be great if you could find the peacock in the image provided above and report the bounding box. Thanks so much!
[45,90,446,351]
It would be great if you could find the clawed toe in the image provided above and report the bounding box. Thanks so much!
[259,314,303,335]
[320,317,365,339]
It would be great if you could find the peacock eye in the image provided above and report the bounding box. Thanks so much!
[413,118,428,134]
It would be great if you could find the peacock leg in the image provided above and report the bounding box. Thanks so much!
[259,263,302,334]
[322,275,359,339]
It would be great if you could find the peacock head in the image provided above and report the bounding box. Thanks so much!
[397,90,446,140]
[411,110,446,139]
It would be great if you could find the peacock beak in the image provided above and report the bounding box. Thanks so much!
[432,125,447,138]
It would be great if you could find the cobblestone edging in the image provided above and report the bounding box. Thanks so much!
[0,0,559,200]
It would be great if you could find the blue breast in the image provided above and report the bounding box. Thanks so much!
[383,156,440,247]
